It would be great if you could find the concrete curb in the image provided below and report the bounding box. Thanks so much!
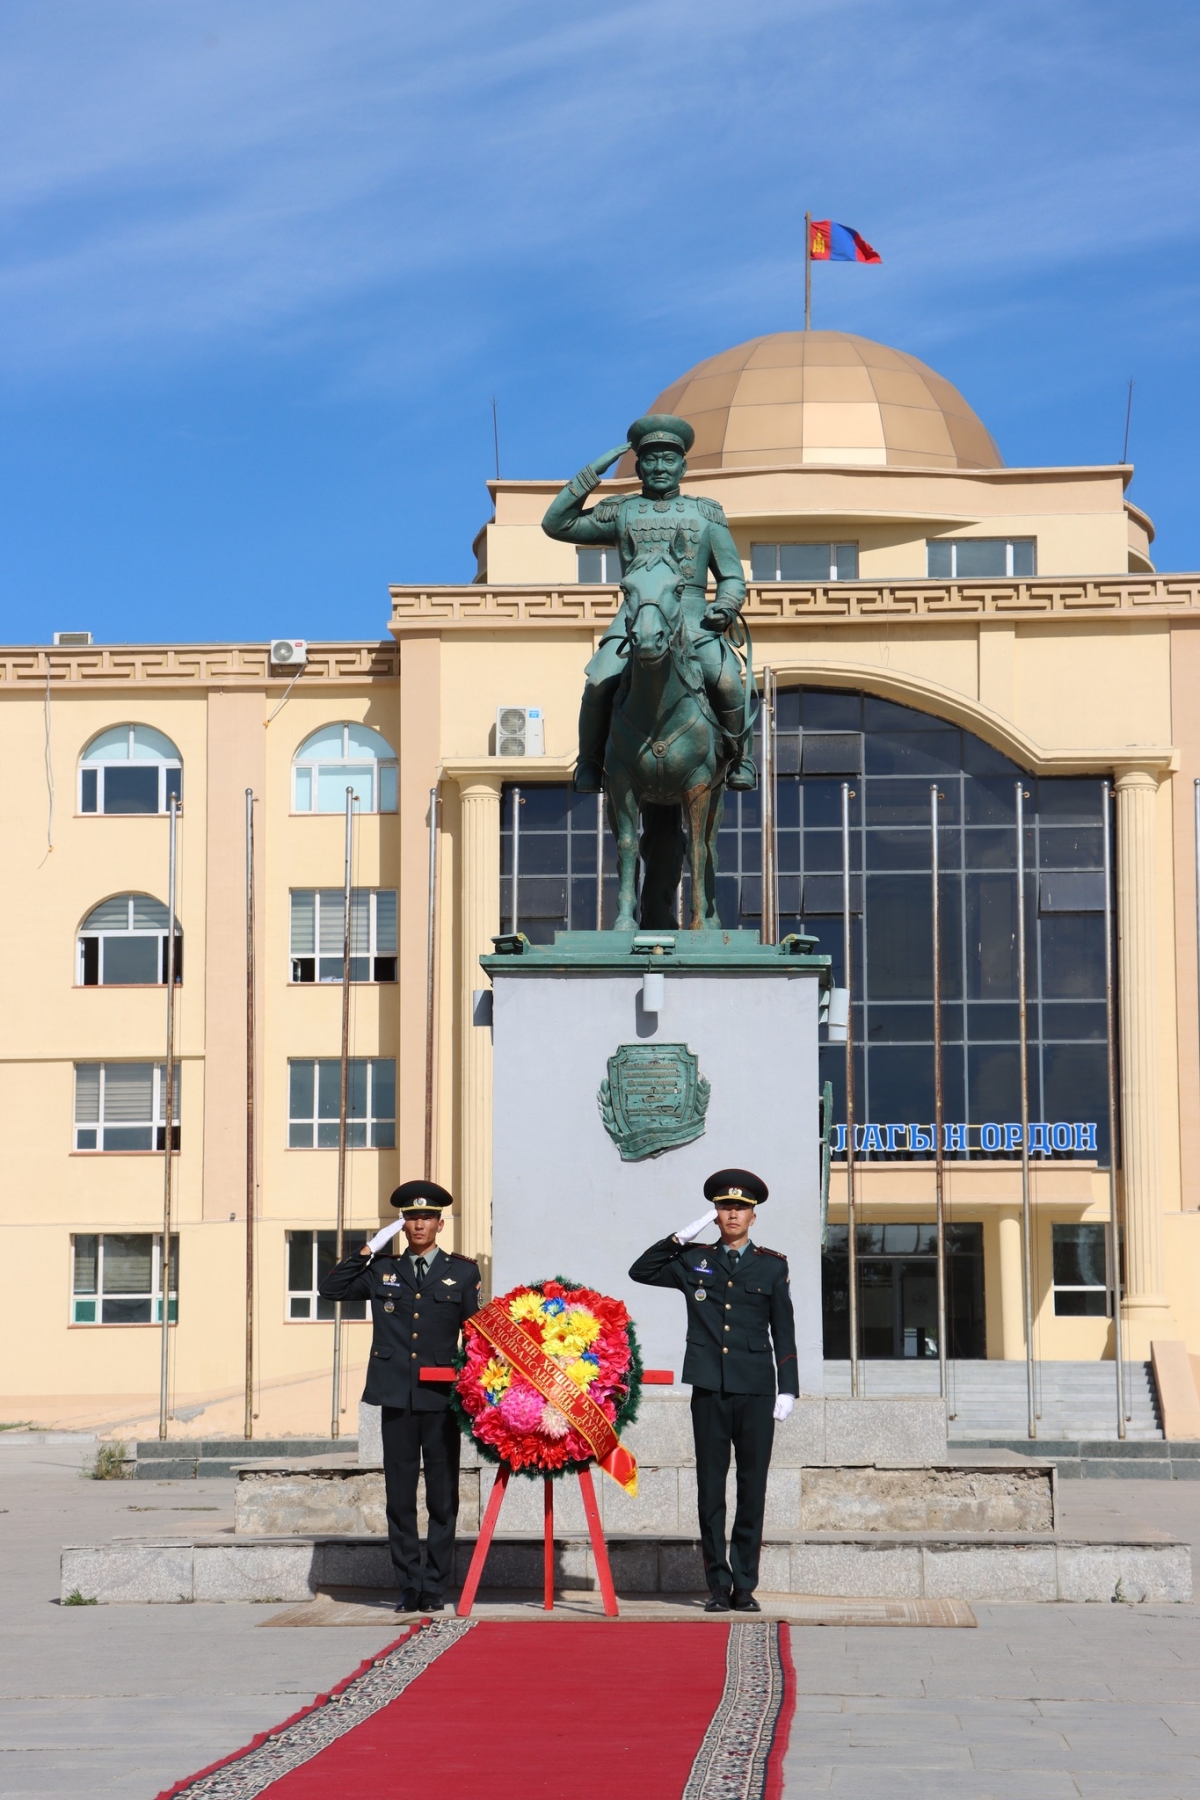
[60,1530,1192,1606]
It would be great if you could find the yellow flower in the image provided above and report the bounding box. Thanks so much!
[510,1293,545,1323]
[480,1356,511,1396]
[565,1309,601,1346]
[565,1358,597,1389]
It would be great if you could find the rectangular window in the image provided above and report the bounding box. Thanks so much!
[290,890,398,983]
[1039,871,1106,913]
[576,547,622,583]
[285,1230,369,1320]
[287,1058,396,1148]
[926,538,1037,578]
[751,543,859,581]
[1052,1223,1109,1316]
[74,1063,181,1151]
[71,1233,178,1324]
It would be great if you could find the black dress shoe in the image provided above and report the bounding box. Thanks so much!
[417,1594,445,1612]
[731,1590,761,1613]
[395,1586,420,1613]
[704,1591,732,1613]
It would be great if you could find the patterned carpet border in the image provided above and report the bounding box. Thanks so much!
[155,1619,474,1800]
[683,1621,795,1800]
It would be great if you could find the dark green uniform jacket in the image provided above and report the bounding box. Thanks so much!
[628,1238,799,1396]
[318,1246,481,1411]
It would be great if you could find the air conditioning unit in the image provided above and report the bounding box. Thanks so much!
[270,638,308,668]
[496,706,545,757]
[53,631,92,646]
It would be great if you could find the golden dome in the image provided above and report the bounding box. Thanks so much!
[622,331,1002,473]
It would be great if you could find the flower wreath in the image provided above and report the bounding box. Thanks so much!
[453,1277,642,1480]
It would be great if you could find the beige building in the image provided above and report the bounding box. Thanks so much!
[4,328,1199,1438]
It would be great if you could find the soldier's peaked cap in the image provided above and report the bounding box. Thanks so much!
[389,1179,454,1214]
[704,1168,769,1205]
[627,413,695,456]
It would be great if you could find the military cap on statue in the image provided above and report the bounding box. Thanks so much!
[389,1179,454,1214]
[703,1168,769,1205]
[627,413,696,457]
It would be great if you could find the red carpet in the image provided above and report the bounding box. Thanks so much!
[159,1619,793,1800]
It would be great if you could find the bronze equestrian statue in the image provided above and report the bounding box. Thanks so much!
[542,414,756,931]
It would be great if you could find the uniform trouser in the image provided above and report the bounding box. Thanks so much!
[691,1387,775,1595]
[380,1403,461,1596]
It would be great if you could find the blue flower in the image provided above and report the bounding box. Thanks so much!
[581,1352,600,1367]
[542,1298,566,1315]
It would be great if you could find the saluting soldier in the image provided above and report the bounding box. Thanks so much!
[629,1169,797,1613]
[319,1180,479,1613]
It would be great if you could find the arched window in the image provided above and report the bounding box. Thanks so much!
[78,895,182,986]
[292,724,398,815]
[80,726,183,815]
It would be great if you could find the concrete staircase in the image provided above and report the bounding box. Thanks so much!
[824,1360,1162,1441]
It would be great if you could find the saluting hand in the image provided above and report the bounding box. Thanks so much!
[366,1220,405,1255]
[588,443,631,479]
[675,1208,718,1245]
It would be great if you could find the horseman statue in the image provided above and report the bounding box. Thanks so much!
[543,414,756,931]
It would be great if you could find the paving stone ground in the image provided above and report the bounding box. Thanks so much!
[4,1435,1200,1798]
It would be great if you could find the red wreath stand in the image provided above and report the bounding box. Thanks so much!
[420,1367,674,1617]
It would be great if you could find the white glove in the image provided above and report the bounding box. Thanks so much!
[675,1208,718,1244]
[773,1394,795,1422]
[366,1220,405,1255]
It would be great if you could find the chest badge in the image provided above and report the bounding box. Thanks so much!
[381,1273,398,1285]
[383,1301,395,1313]
[695,1288,707,1302]
[442,1278,457,1286]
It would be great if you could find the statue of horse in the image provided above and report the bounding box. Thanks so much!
[603,545,735,931]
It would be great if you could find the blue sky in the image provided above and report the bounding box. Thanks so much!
[2,0,1198,645]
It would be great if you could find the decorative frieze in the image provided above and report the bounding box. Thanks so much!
[389,574,1200,631]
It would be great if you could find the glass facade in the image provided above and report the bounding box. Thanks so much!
[822,1223,985,1358]
[500,687,1113,1164]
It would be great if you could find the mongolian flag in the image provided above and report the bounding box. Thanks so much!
[809,220,881,263]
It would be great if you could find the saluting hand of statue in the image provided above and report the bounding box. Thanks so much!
[588,443,631,478]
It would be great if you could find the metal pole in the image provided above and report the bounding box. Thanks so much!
[1016,783,1037,1439]
[331,787,355,1441]
[157,794,179,1440]
[424,783,440,1181]
[244,789,255,1440]
[804,211,812,331]
[931,785,948,1405]
[596,791,605,931]
[510,786,522,935]
[761,668,776,944]
[842,781,858,1397]
[1104,781,1128,1435]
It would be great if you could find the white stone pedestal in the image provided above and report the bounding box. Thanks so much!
[483,931,829,1393]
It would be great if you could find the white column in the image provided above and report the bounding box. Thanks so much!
[1114,767,1173,1353]
[457,777,502,1287]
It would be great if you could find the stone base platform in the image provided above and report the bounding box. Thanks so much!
[232,1456,1058,1538]
[60,1527,1191,1606]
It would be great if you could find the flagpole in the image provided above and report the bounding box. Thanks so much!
[804,211,812,331]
